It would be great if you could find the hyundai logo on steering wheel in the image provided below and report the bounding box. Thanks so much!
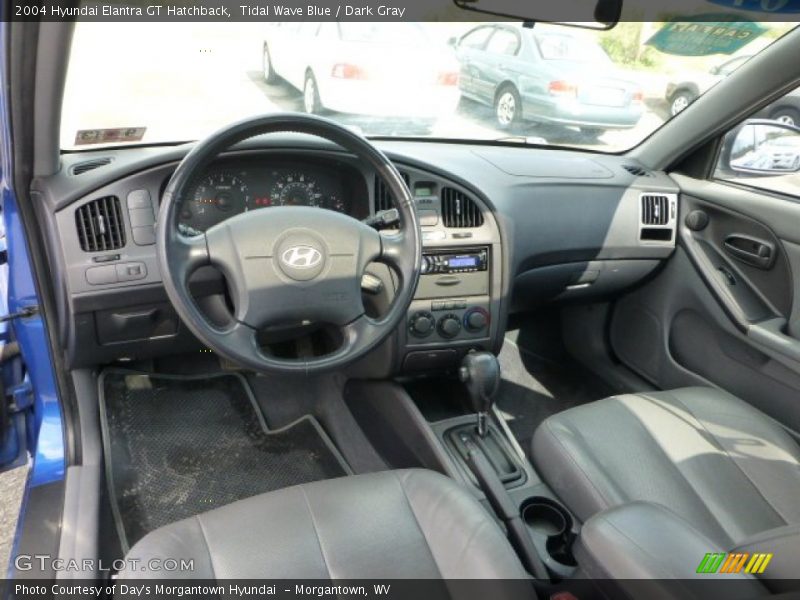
[281,245,323,269]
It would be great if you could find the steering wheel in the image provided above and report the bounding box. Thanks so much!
[156,114,421,374]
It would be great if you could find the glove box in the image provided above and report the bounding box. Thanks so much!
[511,259,660,311]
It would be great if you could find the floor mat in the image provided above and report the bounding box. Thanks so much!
[497,337,615,458]
[100,370,350,552]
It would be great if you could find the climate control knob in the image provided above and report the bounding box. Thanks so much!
[409,311,435,338]
[464,308,489,333]
[437,313,462,339]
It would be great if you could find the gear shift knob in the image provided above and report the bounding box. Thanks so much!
[459,352,500,437]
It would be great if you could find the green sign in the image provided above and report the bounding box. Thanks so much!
[646,16,768,56]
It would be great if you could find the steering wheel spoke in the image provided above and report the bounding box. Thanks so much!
[343,314,382,351]
[380,231,407,267]
[216,319,257,352]
[173,233,210,282]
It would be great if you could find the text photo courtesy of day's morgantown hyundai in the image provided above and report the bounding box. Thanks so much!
[1,0,800,599]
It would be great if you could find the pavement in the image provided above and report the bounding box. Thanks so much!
[0,463,28,578]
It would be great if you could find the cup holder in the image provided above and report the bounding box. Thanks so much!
[520,497,577,568]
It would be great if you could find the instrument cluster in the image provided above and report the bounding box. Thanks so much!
[177,158,368,234]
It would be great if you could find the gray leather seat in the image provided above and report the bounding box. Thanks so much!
[533,386,800,545]
[533,386,800,590]
[122,468,528,580]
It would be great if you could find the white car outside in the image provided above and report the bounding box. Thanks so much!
[262,23,461,121]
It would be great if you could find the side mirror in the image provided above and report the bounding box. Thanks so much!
[724,120,800,176]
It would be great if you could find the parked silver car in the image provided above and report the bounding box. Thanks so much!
[454,24,644,136]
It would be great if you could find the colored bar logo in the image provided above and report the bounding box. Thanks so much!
[697,552,772,574]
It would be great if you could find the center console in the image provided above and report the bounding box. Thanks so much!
[373,164,503,374]
[407,248,491,341]
[431,352,580,581]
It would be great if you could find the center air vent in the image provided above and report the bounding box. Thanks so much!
[441,187,483,228]
[374,171,410,212]
[75,196,126,252]
[71,157,113,176]
[641,194,670,226]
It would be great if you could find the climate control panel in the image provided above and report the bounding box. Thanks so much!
[407,297,491,343]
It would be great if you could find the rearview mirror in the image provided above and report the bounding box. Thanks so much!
[725,121,800,176]
[452,0,622,30]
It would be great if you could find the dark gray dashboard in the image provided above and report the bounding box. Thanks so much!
[33,135,679,372]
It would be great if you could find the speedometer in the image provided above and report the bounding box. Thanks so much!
[271,173,323,207]
[180,172,250,233]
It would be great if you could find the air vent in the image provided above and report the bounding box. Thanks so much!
[623,164,652,177]
[641,194,670,226]
[374,170,410,212]
[75,196,126,252]
[71,157,113,176]
[441,187,484,229]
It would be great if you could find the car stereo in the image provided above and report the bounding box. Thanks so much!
[421,248,488,274]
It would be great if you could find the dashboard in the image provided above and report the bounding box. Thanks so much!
[43,137,679,375]
[178,158,368,234]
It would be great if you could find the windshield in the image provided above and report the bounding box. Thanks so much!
[61,21,797,152]
[534,32,612,63]
[338,22,429,43]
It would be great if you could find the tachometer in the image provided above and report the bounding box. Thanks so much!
[180,172,250,232]
[271,173,323,207]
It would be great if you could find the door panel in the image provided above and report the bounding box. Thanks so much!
[682,194,792,322]
[610,176,800,433]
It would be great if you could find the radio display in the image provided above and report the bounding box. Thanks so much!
[447,256,478,268]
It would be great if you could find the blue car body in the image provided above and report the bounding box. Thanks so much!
[0,18,67,579]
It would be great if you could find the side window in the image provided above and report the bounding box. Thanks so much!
[715,85,800,199]
[460,27,492,50]
[485,29,520,56]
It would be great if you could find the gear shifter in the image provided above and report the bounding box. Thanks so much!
[450,351,522,486]
[459,351,500,437]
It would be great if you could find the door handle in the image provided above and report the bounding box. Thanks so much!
[723,234,775,270]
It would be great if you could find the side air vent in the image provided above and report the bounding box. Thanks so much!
[641,194,670,226]
[441,187,484,228]
[71,157,113,176]
[75,196,126,252]
[623,164,652,177]
[374,170,410,212]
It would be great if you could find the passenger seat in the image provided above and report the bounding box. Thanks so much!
[532,387,800,591]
